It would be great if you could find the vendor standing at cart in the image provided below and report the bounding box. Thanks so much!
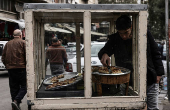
[98,15,164,110]
[46,36,68,75]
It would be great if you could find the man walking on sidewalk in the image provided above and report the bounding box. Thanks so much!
[46,36,67,75]
[2,29,26,110]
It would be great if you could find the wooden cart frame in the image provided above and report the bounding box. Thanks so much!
[24,3,147,110]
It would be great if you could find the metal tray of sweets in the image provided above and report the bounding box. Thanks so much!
[43,72,83,91]
[91,66,131,76]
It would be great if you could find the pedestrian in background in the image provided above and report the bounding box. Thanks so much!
[98,15,164,110]
[2,29,26,110]
[62,36,68,46]
[46,37,67,75]
[158,41,165,60]
[59,39,65,46]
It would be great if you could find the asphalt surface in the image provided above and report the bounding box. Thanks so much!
[0,65,51,110]
[158,90,170,110]
[0,71,27,110]
[158,60,170,110]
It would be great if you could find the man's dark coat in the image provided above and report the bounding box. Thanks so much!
[98,30,164,86]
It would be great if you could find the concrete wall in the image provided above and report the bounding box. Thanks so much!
[0,12,17,20]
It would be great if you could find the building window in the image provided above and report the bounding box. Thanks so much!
[0,0,16,12]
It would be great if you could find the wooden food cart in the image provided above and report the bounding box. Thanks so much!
[24,3,147,110]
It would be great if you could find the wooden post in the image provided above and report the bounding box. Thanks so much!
[138,11,147,98]
[41,23,45,79]
[76,23,81,73]
[38,22,41,87]
[110,18,116,66]
[25,10,35,100]
[84,11,91,98]
[132,14,139,91]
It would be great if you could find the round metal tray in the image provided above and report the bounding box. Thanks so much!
[43,72,79,85]
[43,72,83,91]
[91,66,131,76]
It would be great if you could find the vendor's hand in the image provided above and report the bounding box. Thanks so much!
[157,76,161,83]
[100,53,110,67]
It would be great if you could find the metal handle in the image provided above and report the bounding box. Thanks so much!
[106,60,111,74]
[106,60,110,69]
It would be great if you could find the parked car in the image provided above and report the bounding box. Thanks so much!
[65,42,106,72]
[157,42,166,60]
[65,42,84,59]
[0,41,8,71]
[163,43,166,60]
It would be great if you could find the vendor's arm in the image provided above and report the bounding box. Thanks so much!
[100,53,110,66]
[98,35,115,66]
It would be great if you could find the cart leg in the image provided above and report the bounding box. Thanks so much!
[96,83,102,96]
[92,83,96,92]
[125,82,129,96]
[28,105,31,110]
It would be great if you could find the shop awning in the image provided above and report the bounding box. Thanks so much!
[91,31,107,36]
[0,17,25,29]
[65,26,84,34]
[44,24,72,34]
[65,26,107,36]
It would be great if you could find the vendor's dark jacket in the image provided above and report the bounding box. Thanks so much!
[98,30,164,86]
[2,38,26,69]
[46,42,67,64]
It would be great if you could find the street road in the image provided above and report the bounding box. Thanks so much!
[162,60,167,76]
[0,71,27,110]
[0,64,51,110]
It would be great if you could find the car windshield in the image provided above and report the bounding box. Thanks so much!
[0,44,3,56]
[163,45,166,52]
[66,46,76,52]
[81,44,104,57]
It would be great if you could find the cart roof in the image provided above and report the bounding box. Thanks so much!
[23,4,147,23]
[23,3,147,11]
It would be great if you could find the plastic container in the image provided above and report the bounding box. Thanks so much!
[163,77,167,90]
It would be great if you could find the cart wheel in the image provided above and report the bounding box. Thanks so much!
[28,105,31,110]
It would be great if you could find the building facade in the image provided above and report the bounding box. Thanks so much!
[0,0,53,41]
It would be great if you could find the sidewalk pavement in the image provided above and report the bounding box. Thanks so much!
[158,90,170,110]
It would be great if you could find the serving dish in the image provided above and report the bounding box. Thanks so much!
[91,66,131,76]
[43,72,83,90]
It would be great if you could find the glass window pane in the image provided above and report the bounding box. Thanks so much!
[91,13,138,97]
[36,12,85,98]
[0,44,4,56]
[35,12,139,99]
